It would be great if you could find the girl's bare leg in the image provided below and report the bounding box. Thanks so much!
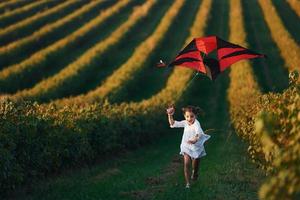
[192,158,200,180]
[183,153,191,185]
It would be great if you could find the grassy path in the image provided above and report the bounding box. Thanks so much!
[156,73,263,200]
[157,0,263,198]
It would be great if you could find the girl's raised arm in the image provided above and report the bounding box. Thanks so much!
[166,106,175,126]
[168,113,175,126]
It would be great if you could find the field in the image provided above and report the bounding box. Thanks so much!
[0,0,299,199]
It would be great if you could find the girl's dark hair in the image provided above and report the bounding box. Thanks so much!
[182,105,204,116]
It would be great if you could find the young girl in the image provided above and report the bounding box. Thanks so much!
[166,105,210,189]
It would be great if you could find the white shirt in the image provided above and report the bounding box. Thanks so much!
[171,119,210,158]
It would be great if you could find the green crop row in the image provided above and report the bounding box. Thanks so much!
[0,0,60,29]
[83,0,185,103]
[0,1,103,68]
[0,0,131,94]
[10,0,155,102]
[0,0,35,15]
[54,0,212,106]
[258,0,300,74]
[0,0,84,47]
[227,0,261,141]
[0,100,164,197]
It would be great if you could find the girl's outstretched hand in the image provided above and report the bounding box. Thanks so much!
[187,139,197,144]
[166,105,175,115]
[187,134,199,144]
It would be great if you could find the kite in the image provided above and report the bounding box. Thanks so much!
[157,35,266,80]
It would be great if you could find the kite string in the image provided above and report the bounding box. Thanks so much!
[185,71,200,88]
[171,51,208,105]
[172,71,200,104]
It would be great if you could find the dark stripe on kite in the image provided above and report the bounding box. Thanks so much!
[169,57,201,66]
[220,49,265,60]
[217,38,242,49]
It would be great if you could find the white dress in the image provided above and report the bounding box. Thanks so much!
[171,119,210,159]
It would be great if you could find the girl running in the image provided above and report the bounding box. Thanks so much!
[166,105,210,188]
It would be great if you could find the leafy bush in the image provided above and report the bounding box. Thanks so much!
[255,71,300,200]
[0,100,167,196]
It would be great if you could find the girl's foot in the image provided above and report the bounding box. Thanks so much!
[185,183,190,189]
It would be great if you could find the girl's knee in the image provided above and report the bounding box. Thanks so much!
[184,159,190,168]
[183,153,191,160]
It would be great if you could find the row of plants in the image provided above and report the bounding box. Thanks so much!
[0,0,35,15]
[0,0,92,67]
[0,0,84,47]
[10,0,156,102]
[0,100,164,197]
[0,0,59,29]
[241,0,289,92]
[59,0,212,108]
[271,0,300,45]
[287,0,300,17]
[227,0,262,167]
[82,0,185,103]
[228,0,299,199]
[0,0,212,196]
[258,0,299,73]
[0,0,132,93]
[255,73,299,200]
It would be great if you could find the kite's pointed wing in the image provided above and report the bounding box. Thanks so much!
[216,38,266,71]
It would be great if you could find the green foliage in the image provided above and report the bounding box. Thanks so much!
[255,71,300,200]
[230,70,300,199]
[0,99,167,197]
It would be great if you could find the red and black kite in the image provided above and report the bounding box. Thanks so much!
[157,35,266,80]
